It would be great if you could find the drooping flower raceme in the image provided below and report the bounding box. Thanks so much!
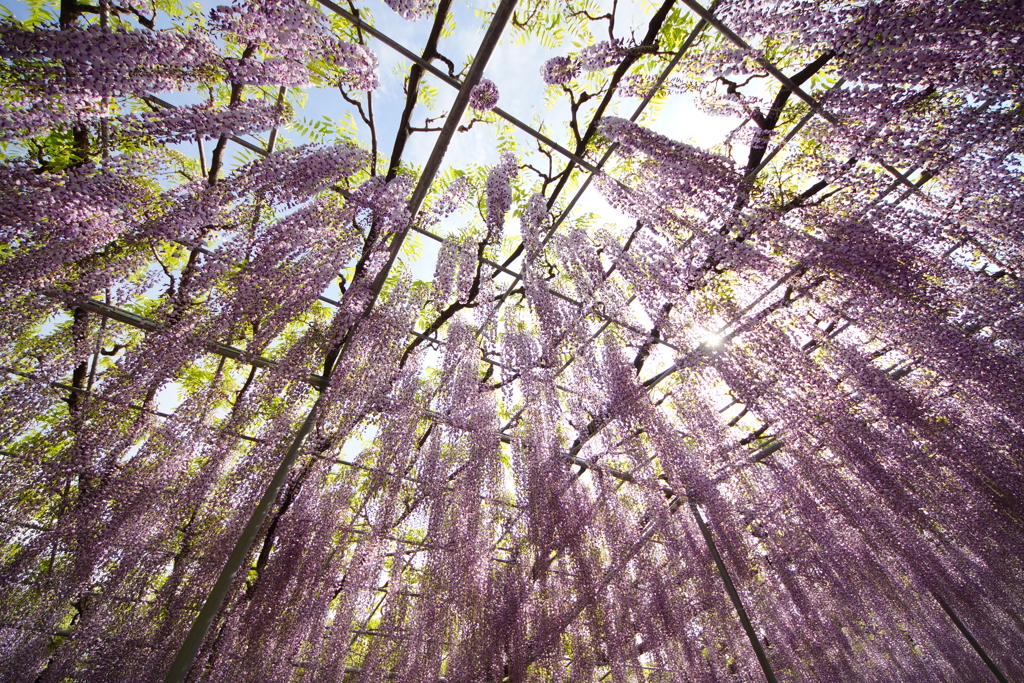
[0,154,162,288]
[0,21,220,98]
[596,116,740,236]
[422,175,472,229]
[541,56,579,85]
[211,0,379,89]
[384,0,430,21]
[117,100,290,144]
[221,56,313,87]
[211,0,333,56]
[337,43,381,91]
[484,152,518,244]
[0,95,100,142]
[541,39,637,83]
[147,142,367,241]
[579,39,629,72]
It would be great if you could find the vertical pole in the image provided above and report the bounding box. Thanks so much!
[163,395,325,683]
[689,500,779,683]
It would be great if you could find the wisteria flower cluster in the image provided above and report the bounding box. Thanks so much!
[211,0,379,89]
[469,78,500,111]
[540,55,579,85]
[598,116,739,225]
[540,38,644,87]
[0,95,100,142]
[384,0,431,21]
[423,175,472,228]
[118,101,290,144]
[211,0,331,55]
[0,21,220,97]
[484,151,518,243]
[579,39,630,72]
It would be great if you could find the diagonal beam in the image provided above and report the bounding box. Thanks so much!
[46,293,328,383]
[931,591,1010,683]
[690,500,778,682]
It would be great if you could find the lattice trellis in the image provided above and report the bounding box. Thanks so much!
[1,0,1023,681]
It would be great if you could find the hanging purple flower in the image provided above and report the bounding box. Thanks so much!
[469,79,500,111]
[333,43,380,91]
[384,0,428,20]
[541,56,579,85]
[0,23,219,97]
[117,100,289,144]
[484,152,517,243]
[211,0,379,89]
[579,39,628,72]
